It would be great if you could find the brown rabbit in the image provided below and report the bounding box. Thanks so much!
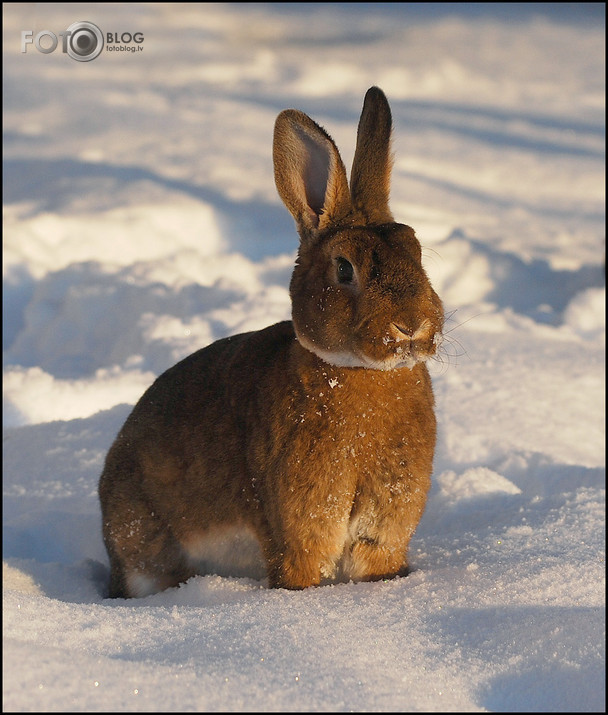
[98,87,444,598]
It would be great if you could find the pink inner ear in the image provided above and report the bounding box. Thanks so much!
[299,134,330,218]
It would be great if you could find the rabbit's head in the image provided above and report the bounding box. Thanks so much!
[274,87,443,370]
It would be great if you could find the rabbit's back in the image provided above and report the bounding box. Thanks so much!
[100,321,296,500]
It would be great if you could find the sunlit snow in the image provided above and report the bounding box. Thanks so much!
[3,3,605,712]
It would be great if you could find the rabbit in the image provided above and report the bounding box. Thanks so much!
[98,86,444,598]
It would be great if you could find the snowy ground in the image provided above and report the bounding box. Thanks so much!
[2,3,605,712]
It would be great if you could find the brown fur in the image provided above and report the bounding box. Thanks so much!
[98,87,444,597]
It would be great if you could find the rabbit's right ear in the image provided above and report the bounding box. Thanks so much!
[273,110,352,239]
[350,86,394,224]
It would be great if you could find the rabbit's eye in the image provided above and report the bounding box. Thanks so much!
[336,257,354,284]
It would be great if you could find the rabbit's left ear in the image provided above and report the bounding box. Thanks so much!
[350,86,394,224]
[273,109,352,240]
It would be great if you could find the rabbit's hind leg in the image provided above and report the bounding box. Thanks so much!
[102,499,195,599]
[342,538,410,583]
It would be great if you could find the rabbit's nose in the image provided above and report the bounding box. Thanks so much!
[390,323,413,342]
[391,320,437,344]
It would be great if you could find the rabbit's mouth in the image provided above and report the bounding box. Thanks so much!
[357,338,439,371]
[296,328,441,371]
[348,318,442,371]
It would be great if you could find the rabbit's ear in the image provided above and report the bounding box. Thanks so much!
[274,110,352,238]
[350,86,394,224]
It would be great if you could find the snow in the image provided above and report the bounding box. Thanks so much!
[2,2,605,711]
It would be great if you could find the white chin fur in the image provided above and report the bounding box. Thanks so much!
[296,333,421,371]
